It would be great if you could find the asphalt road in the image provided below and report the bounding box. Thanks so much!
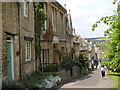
[58,69,116,90]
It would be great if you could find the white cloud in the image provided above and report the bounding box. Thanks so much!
[58,0,117,38]
[85,16,101,23]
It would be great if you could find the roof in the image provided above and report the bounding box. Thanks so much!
[52,1,67,13]
[84,42,93,47]
[73,35,81,44]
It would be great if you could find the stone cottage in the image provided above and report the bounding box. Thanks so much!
[73,35,81,59]
[65,10,75,60]
[40,2,67,67]
[80,39,99,69]
[2,1,35,80]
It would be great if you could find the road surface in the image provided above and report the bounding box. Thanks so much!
[58,69,116,90]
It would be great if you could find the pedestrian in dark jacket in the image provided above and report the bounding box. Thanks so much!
[100,65,105,79]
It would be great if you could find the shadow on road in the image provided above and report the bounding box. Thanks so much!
[56,71,93,89]
[107,74,120,76]
[57,70,116,89]
[90,72,94,74]
[77,75,92,81]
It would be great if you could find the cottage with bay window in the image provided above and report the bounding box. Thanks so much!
[40,2,67,72]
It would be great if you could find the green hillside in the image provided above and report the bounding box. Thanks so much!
[85,37,110,41]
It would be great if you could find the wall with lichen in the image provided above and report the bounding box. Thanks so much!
[0,2,2,89]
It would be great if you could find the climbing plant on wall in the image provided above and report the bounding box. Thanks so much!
[34,2,47,66]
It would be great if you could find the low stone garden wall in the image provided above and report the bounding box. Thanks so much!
[59,65,81,82]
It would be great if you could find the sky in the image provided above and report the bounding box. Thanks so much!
[57,0,117,38]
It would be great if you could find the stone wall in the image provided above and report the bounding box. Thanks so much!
[2,2,20,80]
[2,2,36,80]
[20,2,36,78]
[59,65,81,82]
[2,2,19,34]
[0,2,2,89]
[2,33,7,80]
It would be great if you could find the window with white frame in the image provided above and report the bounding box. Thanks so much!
[44,3,47,30]
[41,49,49,63]
[24,0,28,17]
[25,41,31,61]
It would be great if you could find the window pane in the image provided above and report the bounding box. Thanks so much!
[24,1,28,16]
[25,41,31,61]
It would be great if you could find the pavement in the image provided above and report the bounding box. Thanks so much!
[58,69,116,90]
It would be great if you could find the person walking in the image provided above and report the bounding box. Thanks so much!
[100,65,105,79]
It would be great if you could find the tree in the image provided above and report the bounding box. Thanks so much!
[79,52,89,68]
[92,0,120,71]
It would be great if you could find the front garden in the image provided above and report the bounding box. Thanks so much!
[2,52,92,90]
[2,72,61,90]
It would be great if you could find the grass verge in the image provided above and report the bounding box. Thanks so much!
[107,71,120,90]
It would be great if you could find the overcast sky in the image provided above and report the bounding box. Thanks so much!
[57,0,117,38]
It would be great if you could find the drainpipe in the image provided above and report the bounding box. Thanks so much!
[17,2,22,81]
[0,2,2,89]
[33,2,38,72]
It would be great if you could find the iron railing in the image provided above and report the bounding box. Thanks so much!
[40,63,59,72]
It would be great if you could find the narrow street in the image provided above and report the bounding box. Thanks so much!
[1,1,120,89]
[58,69,115,89]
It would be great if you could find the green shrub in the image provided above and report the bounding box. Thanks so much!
[79,52,89,68]
[43,64,58,72]
[60,55,75,70]
[2,80,25,90]
[22,72,61,89]
[61,55,71,65]
[79,52,88,61]
[76,61,82,68]
[80,68,87,76]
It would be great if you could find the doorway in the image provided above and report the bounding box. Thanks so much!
[6,36,14,80]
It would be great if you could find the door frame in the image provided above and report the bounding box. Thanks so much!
[7,36,14,80]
